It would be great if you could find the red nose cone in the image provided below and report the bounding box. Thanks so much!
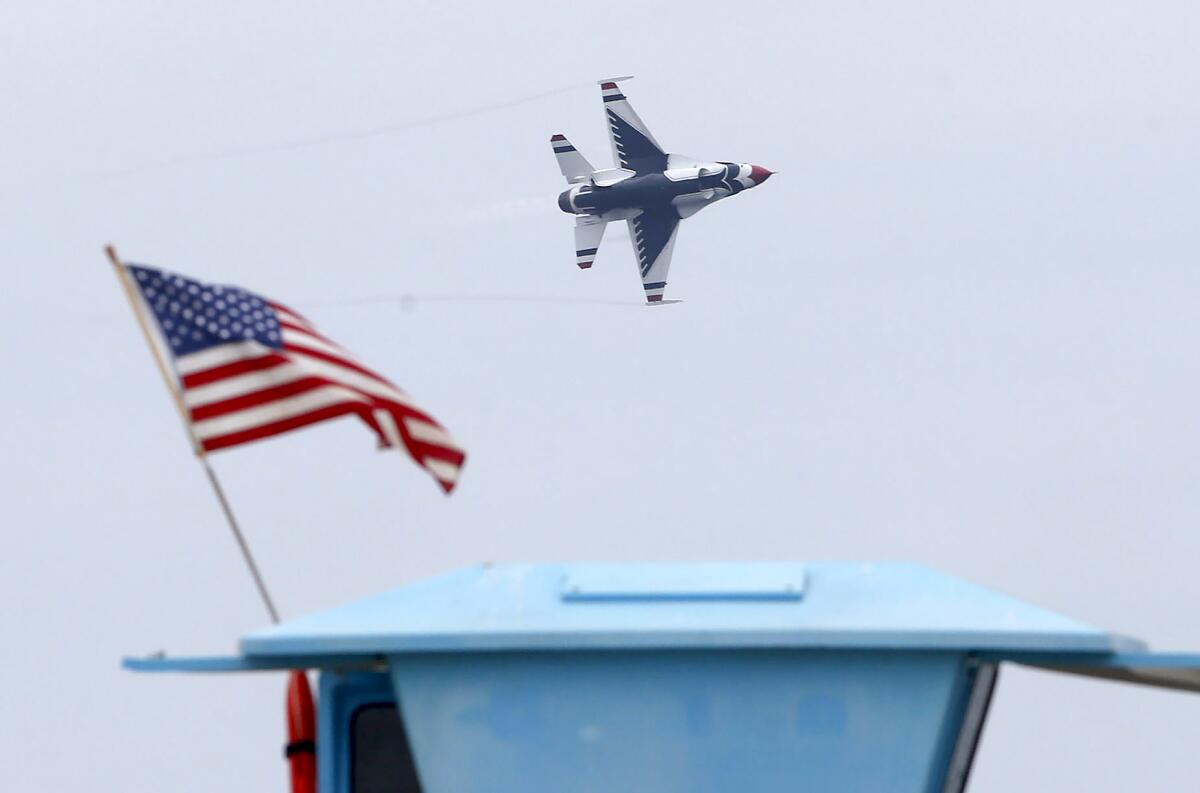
[749,165,773,185]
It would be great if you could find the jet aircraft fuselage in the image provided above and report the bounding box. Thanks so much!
[557,164,770,217]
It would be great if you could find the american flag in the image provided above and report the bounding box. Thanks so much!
[126,264,465,493]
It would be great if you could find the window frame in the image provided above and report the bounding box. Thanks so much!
[319,670,423,793]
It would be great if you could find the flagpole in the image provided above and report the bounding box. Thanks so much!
[106,245,281,624]
[199,457,280,623]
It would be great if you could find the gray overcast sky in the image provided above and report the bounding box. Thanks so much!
[3,1,1199,789]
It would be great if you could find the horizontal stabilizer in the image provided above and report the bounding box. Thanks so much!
[591,167,636,187]
[551,135,594,184]
[574,216,607,269]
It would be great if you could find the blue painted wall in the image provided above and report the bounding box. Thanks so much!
[387,650,968,793]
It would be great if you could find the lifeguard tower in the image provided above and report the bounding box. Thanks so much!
[127,561,1200,792]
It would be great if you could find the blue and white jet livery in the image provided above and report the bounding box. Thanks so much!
[554,78,773,304]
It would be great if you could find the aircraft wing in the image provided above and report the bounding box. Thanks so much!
[601,80,667,173]
[627,211,679,303]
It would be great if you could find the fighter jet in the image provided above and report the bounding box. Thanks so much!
[553,78,773,304]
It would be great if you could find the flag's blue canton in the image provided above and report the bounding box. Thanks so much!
[127,265,283,357]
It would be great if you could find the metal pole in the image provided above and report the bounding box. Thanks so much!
[107,244,281,624]
[201,457,280,623]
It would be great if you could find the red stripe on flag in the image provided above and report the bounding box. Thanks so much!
[279,320,350,353]
[283,342,397,387]
[181,353,289,388]
[410,441,466,467]
[268,301,314,327]
[201,403,368,452]
[188,375,337,421]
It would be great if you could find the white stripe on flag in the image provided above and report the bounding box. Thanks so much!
[404,417,456,448]
[190,384,368,440]
[424,458,461,483]
[282,327,357,362]
[274,307,313,329]
[176,341,272,376]
[283,348,415,408]
[374,409,405,449]
[184,352,414,410]
[184,362,307,407]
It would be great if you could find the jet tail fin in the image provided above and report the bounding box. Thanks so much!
[574,215,607,269]
[551,135,594,184]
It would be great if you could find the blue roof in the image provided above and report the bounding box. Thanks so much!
[237,562,1141,657]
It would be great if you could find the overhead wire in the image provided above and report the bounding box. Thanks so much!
[90,81,589,181]
[311,293,646,310]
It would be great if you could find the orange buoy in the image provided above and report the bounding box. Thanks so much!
[285,670,317,793]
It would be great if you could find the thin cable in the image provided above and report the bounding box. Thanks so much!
[91,82,588,181]
[313,293,647,309]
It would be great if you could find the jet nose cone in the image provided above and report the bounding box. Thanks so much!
[748,165,773,185]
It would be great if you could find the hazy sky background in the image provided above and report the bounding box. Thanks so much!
[4,1,1200,789]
